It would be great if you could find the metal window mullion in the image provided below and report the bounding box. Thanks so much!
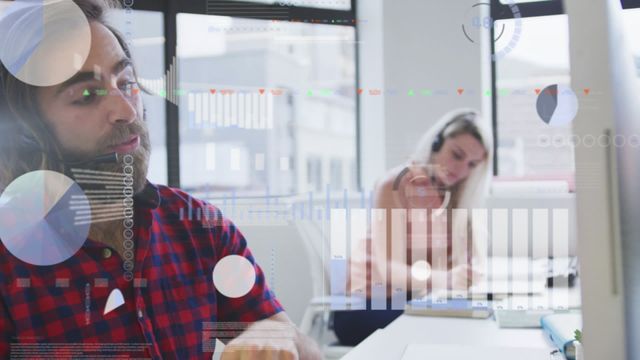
[164,0,180,188]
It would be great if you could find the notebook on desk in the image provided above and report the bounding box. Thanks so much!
[405,298,492,319]
[400,344,552,360]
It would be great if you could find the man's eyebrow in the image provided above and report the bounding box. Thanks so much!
[55,58,133,96]
[55,71,99,96]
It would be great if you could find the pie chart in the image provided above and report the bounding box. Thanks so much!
[536,84,579,127]
[0,170,90,266]
[0,0,91,87]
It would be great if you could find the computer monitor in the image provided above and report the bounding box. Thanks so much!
[568,0,640,359]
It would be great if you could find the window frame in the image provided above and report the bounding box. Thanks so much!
[128,0,359,189]
[489,0,564,176]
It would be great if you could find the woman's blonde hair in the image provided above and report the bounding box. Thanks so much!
[411,109,493,269]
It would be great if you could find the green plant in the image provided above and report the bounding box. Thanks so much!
[574,329,582,343]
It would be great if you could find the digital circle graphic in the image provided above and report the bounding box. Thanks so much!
[411,260,431,281]
[392,164,451,213]
[212,255,256,298]
[536,84,579,127]
[0,0,92,86]
[461,0,522,62]
[0,170,90,266]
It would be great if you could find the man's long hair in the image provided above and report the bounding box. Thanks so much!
[0,0,128,190]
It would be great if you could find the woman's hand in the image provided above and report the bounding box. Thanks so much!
[420,264,483,294]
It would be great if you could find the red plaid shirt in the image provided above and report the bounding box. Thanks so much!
[0,182,283,359]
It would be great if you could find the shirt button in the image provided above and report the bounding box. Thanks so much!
[137,309,143,318]
[102,248,112,259]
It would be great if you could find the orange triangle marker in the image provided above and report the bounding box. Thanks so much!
[210,89,216,94]
[457,88,464,95]
[534,88,541,95]
[259,89,265,95]
[357,88,363,95]
[584,88,590,95]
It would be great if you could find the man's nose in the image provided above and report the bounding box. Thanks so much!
[105,88,137,125]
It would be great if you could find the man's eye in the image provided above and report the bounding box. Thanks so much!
[73,89,99,105]
[120,81,139,96]
[452,151,464,160]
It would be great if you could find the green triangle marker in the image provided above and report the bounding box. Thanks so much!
[408,90,415,96]
[83,89,90,96]
[484,90,492,96]
[307,90,313,96]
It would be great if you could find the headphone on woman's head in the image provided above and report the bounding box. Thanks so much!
[430,112,478,153]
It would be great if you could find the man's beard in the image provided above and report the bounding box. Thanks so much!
[64,116,151,196]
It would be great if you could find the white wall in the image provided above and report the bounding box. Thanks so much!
[358,0,490,191]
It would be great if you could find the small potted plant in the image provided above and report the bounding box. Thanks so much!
[574,330,584,360]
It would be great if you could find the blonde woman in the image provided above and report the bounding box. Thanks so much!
[333,109,493,346]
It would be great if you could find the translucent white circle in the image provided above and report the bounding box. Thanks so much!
[536,85,579,127]
[569,134,581,148]
[537,134,550,147]
[597,134,611,148]
[212,255,256,298]
[411,260,431,281]
[552,135,566,148]
[583,134,596,148]
[0,0,92,86]
[0,170,89,265]
[613,135,626,148]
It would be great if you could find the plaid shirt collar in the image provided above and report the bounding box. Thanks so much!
[135,181,161,210]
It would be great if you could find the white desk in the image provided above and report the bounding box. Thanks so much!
[342,285,582,360]
[342,314,556,359]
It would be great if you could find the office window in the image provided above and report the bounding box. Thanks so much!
[329,158,343,191]
[306,156,322,192]
[176,13,357,196]
[495,14,574,178]
[108,10,168,185]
